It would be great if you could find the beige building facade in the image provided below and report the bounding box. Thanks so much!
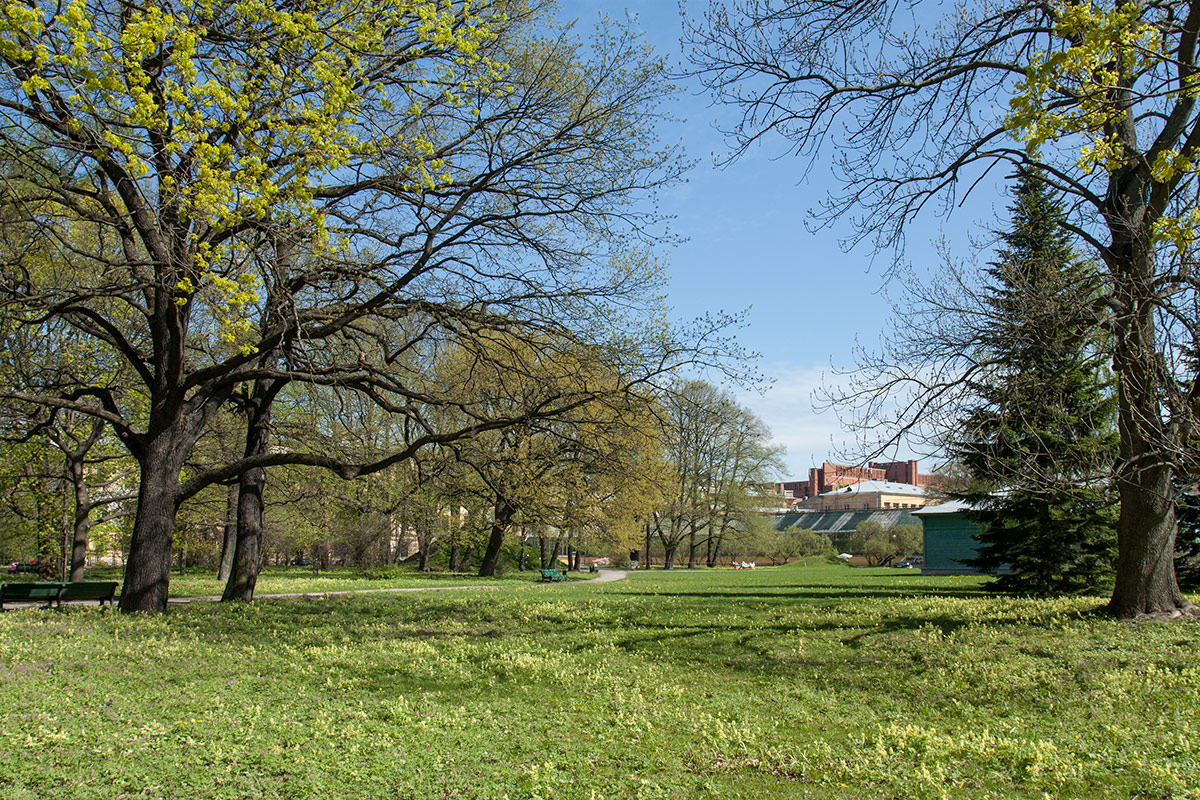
[798,479,935,513]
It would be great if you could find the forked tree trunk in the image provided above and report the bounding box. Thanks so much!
[479,497,517,577]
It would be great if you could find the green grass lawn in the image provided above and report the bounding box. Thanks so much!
[3,564,539,598]
[1,563,1197,799]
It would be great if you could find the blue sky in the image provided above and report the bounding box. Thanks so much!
[557,2,1010,480]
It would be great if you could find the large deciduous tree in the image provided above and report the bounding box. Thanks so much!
[0,0,695,610]
[688,0,1200,617]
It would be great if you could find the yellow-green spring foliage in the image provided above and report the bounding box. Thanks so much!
[0,0,506,348]
[1006,1,1200,250]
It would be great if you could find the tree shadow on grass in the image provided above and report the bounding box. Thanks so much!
[613,584,989,602]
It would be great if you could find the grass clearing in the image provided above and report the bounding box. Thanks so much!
[1,563,1197,799]
[2,565,533,599]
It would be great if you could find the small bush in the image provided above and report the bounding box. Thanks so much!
[360,565,407,580]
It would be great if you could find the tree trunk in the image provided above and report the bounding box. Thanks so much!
[539,535,549,569]
[663,544,677,570]
[120,436,190,612]
[67,459,90,581]
[417,527,432,571]
[479,496,517,577]
[517,535,527,571]
[459,545,474,572]
[217,482,238,581]
[223,375,279,602]
[1109,452,1188,616]
[1104,216,1194,617]
[707,536,723,569]
[687,528,697,569]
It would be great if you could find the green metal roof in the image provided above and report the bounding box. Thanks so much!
[774,509,921,534]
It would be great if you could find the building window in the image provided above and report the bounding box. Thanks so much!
[843,504,850,511]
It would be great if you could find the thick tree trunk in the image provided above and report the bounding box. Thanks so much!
[539,535,549,569]
[1103,212,1194,617]
[217,482,238,581]
[223,376,278,602]
[687,529,697,568]
[479,497,517,577]
[120,437,189,612]
[223,462,266,601]
[1109,460,1185,616]
[663,544,677,570]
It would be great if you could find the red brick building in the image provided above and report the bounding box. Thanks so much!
[777,460,934,503]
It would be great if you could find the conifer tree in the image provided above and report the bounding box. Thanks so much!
[952,166,1117,595]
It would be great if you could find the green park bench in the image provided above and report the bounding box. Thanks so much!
[1,582,64,610]
[0,581,119,610]
[56,581,119,608]
[539,569,567,583]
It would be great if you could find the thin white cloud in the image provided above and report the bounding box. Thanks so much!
[733,362,844,480]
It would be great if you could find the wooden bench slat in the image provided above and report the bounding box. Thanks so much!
[1,581,119,610]
[57,582,118,605]
[1,582,63,610]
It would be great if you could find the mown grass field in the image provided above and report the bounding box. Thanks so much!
[2,562,1197,799]
[0,564,535,598]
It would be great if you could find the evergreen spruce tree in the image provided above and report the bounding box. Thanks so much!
[1175,486,1200,590]
[952,166,1117,595]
